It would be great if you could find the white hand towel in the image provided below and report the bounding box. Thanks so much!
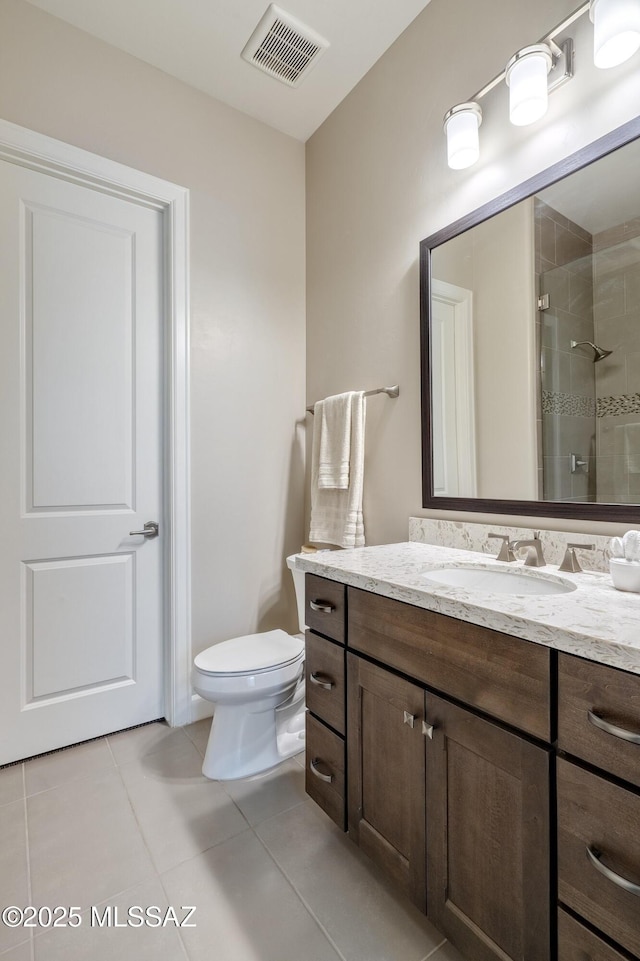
[309,392,366,549]
[317,392,352,489]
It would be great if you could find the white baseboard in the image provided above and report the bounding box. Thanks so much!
[189,693,214,724]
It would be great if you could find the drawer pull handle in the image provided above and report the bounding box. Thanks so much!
[310,600,335,614]
[586,846,640,897]
[309,758,333,783]
[587,710,640,745]
[310,672,334,690]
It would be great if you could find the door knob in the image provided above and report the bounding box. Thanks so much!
[129,521,159,538]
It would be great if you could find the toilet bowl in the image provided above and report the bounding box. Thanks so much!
[192,554,307,780]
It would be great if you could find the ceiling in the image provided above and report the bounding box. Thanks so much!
[25,0,432,141]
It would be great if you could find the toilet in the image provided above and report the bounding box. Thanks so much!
[192,554,307,780]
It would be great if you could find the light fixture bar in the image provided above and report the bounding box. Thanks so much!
[548,38,575,93]
[443,0,638,169]
[467,1,588,104]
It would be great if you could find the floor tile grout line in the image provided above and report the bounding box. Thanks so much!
[104,736,117,766]
[27,871,180,944]
[0,936,32,959]
[180,719,210,756]
[141,824,254,881]
[108,751,169,892]
[422,937,448,960]
[155,868,194,961]
[111,735,254,878]
[108,728,203,771]
[18,764,35,961]
[21,739,117,802]
[21,764,34,959]
[252,828,349,961]
[242,796,307,831]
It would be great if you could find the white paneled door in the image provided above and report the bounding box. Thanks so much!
[0,160,164,765]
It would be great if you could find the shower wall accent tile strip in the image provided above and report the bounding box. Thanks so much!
[597,393,640,418]
[542,390,596,417]
[543,391,640,417]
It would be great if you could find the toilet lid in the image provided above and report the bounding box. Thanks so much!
[194,629,304,676]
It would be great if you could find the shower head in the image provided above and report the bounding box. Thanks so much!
[570,340,613,363]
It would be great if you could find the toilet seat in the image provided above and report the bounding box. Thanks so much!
[194,629,304,677]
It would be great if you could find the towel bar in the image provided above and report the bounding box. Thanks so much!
[306,385,399,414]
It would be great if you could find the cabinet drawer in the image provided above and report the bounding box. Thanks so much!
[305,574,346,645]
[305,632,345,735]
[348,587,551,741]
[558,653,640,789]
[305,713,346,830]
[557,758,640,958]
[558,909,630,961]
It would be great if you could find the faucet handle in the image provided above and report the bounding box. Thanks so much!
[559,542,596,573]
[487,533,516,563]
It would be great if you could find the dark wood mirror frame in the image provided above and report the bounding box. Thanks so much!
[420,115,640,523]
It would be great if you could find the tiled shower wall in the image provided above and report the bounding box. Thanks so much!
[536,199,596,501]
[593,218,640,503]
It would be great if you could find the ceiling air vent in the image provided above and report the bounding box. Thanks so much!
[241,4,329,88]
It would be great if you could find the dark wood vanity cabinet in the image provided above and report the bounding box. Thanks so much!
[426,693,551,961]
[303,574,640,961]
[556,654,640,961]
[304,575,347,830]
[346,653,426,910]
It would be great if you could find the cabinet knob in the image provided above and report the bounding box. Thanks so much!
[309,671,334,690]
[309,600,335,614]
[309,758,333,783]
[403,711,416,728]
[422,720,435,739]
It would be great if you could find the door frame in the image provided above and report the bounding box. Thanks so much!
[0,118,192,728]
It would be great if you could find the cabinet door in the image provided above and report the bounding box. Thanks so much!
[347,653,426,911]
[426,694,551,961]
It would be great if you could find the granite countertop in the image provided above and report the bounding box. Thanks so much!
[296,542,640,675]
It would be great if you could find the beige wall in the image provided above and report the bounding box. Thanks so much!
[0,0,306,656]
[306,0,640,541]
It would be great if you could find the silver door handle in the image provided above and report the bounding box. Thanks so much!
[129,521,159,538]
[309,600,334,613]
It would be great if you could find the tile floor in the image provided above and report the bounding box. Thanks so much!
[0,720,464,961]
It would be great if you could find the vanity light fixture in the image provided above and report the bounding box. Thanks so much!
[443,102,482,169]
[443,0,640,169]
[505,44,553,126]
[590,0,640,67]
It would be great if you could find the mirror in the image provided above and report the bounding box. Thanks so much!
[420,116,640,521]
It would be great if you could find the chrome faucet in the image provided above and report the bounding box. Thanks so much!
[509,531,546,567]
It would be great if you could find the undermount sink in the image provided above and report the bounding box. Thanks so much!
[422,565,577,596]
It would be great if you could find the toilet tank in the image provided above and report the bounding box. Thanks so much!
[286,554,307,634]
